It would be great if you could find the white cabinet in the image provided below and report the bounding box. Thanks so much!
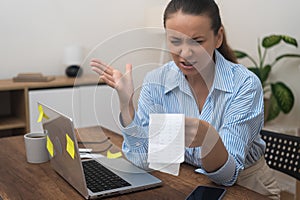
[79,85,121,134]
[29,87,81,132]
[29,85,121,134]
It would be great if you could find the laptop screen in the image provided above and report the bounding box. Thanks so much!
[40,103,89,199]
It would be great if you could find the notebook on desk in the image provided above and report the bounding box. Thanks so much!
[39,102,162,199]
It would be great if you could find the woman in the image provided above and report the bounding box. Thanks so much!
[90,0,280,199]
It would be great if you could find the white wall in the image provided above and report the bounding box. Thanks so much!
[217,0,300,127]
[2,0,299,126]
[0,0,169,80]
[0,0,171,136]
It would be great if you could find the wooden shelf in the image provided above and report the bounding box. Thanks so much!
[0,74,104,91]
[0,74,104,137]
[0,116,26,130]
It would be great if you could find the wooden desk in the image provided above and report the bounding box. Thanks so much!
[0,126,268,200]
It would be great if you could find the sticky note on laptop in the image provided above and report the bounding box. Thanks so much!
[66,133,75,159]
[47,136,54,157]
[37,104,49,122]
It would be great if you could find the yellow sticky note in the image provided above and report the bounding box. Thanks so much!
[107,150,122,159]
[66,134,75,159]
[47,136,54,157]
[37,105,49,122]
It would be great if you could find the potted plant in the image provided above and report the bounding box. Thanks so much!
[234,34,300,122]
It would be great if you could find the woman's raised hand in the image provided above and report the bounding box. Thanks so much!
[90,58,134,104]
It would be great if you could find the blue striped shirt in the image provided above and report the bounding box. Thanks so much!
[120,50,265,186]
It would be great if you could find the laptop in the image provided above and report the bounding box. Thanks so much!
[39,102,162,199]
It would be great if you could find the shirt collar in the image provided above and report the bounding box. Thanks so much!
[213,50,234,93]
[164,62,193,96]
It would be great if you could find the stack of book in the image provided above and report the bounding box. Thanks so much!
[13,73,55,82]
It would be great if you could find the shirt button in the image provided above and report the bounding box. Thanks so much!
[135,142,140,147]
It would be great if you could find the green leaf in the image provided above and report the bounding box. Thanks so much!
[262,35,281,48]
[275,54,300,62]
[248,67,261,81]
[260,65,271,83]
[271,82,294,113]
[266,94,281,121]
[281,35,298,47]
[258,39,262,58]
[234,50,248,59]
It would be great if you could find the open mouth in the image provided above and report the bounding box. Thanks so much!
[180,61,196,69]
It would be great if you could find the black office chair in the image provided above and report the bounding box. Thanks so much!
[260,129,300,200]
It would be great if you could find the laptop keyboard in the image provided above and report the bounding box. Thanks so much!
[82,160,131,193]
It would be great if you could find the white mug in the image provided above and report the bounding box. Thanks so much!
[24,132,49,164]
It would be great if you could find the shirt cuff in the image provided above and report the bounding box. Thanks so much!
[195,154,236,186]
[119,113,148,149]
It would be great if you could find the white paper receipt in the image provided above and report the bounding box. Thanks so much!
[148,114,185,176]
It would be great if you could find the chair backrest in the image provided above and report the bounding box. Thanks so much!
[260,129,300,181]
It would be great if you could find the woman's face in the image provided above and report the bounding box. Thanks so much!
[165,12,223,77]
